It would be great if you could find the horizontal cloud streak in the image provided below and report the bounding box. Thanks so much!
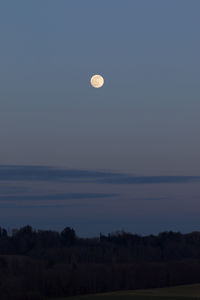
[0,193,117,201]
[93,176,200,185]
[0,165,200,185]
[0,165,121,182]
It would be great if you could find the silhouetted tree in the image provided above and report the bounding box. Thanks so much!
[61,227,76,246]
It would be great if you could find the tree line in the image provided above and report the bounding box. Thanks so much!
[0,225,200,299]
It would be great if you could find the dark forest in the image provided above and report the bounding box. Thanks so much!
[0,226,200,299]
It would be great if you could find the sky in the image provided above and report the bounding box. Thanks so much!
[0,0,200,236]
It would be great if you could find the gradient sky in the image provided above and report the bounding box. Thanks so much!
[0,1,200,236]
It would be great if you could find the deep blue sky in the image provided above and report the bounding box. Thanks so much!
[0,1,200,235]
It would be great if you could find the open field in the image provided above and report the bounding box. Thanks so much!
[52,284,200,299]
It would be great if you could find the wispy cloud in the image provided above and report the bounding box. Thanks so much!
[0,165,200,185]
[93,175,200,185]
[0,193,117,201]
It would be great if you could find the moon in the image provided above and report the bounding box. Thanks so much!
[90,74,104,88]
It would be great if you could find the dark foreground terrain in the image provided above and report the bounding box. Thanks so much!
[52,284,200,299]
[0,226,200,299]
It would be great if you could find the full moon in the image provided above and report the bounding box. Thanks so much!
[90,74,104,88]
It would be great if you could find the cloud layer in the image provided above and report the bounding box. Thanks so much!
[0,165,200,185]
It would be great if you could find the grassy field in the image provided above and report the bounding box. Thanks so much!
[52,284,200,299]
